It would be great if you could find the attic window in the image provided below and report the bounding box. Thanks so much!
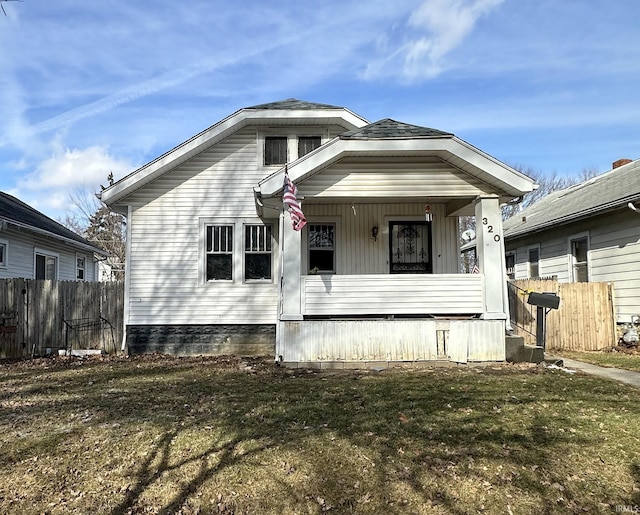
[298,136,321,157]
[264,137,287,165]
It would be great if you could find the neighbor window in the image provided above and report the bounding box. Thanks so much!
[528,247,539,278]
[298,136,321,157]
[206,225,233,281]
[0,241,6,267]
[571,236,589,282]
[264,136,287,165]
[76,256,86,281]
[505,252,515,280]
[35,252,57,280]
[244,225,272,281]
[308,224,335,273]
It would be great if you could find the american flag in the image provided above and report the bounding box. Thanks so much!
[472,263,480,274]
[283,171,307,231]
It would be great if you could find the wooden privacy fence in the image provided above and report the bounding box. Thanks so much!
[508,279,616,351]
[0,279,124,358]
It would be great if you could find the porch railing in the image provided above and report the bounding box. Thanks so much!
[301,274,484,317]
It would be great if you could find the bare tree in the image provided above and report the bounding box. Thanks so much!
[62,182,126,281]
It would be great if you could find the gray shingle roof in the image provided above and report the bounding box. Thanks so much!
[503,158,640,239]
[340,118,453,139]
[246,98,345,110]
[0,191,104,253]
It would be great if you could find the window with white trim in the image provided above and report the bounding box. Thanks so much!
[35,251,57,280]
[0,240,7,268]
[206,225,233,281]
[308,223,335,273]
[244,224,272,281]
[76,256,86,281]
[264,136,288,166]
[570,236,589,282]
[505,252,516,280]
[528,246,539,279]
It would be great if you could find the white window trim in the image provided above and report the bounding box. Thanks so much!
[243,223,275,284]
[304,217,340,275]
[257,128,328,170]
[568,231,590,283]
[76,253,87,281]
[526,244,541,279]
[34,248,59,280]
[0,238,8,268]
[199,218,279,286]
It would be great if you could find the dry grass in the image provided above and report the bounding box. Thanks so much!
[0,354,639,514]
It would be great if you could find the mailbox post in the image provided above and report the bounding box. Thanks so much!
[527,292,561,350]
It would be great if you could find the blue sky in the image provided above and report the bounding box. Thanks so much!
[1,0,639,221]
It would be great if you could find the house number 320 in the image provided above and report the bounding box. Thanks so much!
[482,218,501,242]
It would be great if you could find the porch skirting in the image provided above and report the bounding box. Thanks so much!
[278,319,505,365]
[126,324,276,356]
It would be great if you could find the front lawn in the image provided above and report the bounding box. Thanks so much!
[0,355,638,514]
[553,349,640,373]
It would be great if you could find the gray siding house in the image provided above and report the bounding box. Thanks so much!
[100,99,535,365]
[503,158,640,323]
[0,192,104,281]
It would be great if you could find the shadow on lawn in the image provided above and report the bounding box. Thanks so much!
[1,357,636,513]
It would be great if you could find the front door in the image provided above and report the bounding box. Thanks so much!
[389,221,433,274]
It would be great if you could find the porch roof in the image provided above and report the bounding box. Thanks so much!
[257,119,536,201]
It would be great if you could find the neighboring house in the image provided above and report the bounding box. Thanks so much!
[100,99,535,365]
[0,192,105,281]
[503,158,640,323]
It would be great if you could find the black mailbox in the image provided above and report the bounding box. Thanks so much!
[527,291,560,310]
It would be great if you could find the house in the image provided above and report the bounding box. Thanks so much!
[503,158,640,324]
[0,192,105,281]
[100,99,535,365]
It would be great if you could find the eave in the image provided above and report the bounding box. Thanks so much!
[1,217,107,256]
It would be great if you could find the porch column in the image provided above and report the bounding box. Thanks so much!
[474,195,507,320]
[280,212,303,320]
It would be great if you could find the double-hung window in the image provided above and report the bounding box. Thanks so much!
[206,225,233,281]
[35,251,57,280]
[76,256,86,281]
[570,236,589,282]
[528,247,540,279]
[505,252,516,280]
[244,225,272,281]
[308,224,335,273]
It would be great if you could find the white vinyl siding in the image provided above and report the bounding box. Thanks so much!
[303,203,458,275]
[0,228,95,280]
[125,129,279,325]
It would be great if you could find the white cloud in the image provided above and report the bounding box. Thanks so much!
[364,0,505,80]
[15,142,134,219]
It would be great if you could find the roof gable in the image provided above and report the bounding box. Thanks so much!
[100,99,368,205]
[504,158,640,239]
[0,192,104,254]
